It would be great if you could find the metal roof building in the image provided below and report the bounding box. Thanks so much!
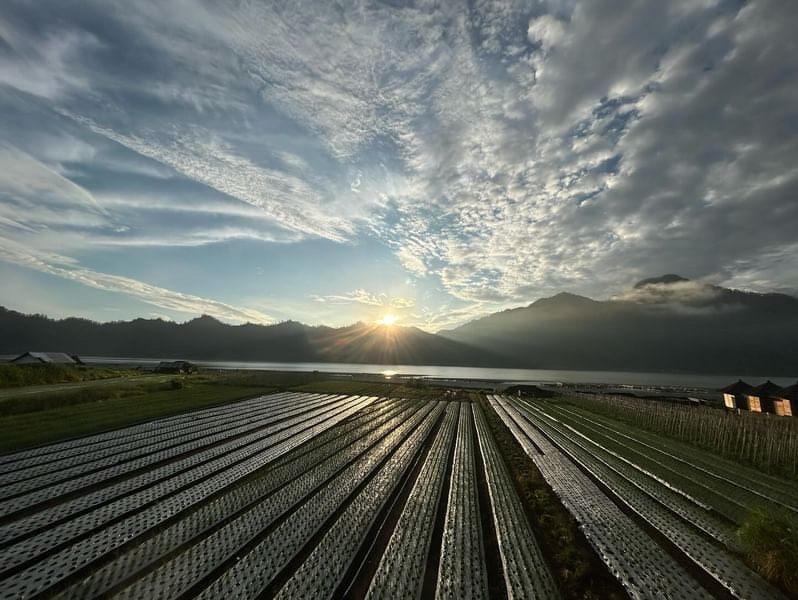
[10,352,78,365]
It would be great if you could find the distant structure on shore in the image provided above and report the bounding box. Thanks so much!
[721,380,795,417]
[499,383,555,397]
[154,360,196,374]
[10,352,79,365]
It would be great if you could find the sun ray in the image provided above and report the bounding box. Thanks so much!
[377,314,398,326]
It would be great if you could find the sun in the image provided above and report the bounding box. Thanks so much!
[377,314,399,326]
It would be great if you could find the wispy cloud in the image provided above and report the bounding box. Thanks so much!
[312,289,415,310]
[0,0,796,325]
[0,238,273,324]
[0,19,99,99]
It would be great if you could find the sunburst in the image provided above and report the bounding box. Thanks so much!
[377,314,398,326]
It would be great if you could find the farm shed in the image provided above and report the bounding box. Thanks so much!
[720,379,753,410]
[773,383,797,417]
[10,352,77,365]
[155,360,196,374]
[500,384,555,397]
[743,381,783,414]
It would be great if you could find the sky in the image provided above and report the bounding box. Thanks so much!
[0,0,796,331]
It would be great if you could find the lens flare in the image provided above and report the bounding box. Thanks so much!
[377,314,398,326]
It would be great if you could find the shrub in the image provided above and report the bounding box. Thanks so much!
[738,510,798,595]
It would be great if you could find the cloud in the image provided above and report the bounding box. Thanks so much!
[0,144,107,221]
[527,14,566,52]
[0,136,303,251]
[69,116,357,242]
[614,279,723,305]
[0,19,100,99]
[312,289,415,310]
[0,238,273,324]
[0,0,797,325]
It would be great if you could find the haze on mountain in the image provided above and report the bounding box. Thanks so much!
[440,275,798,375]
[3,276,796,376]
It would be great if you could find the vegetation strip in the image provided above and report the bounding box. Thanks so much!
[478,396,627,599]
[472,403,558,600]
[0,395,375,597]
[491,395,711,599]
[0,391,312,490]
[515,397,786,600]
[53,399,405,599]
[0,393,338,508]
[435,403,489,600]
[364,403,459,600]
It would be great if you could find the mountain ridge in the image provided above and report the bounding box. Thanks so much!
[2,276,797,375]
[439,276,798,375]
[0,306,500,367]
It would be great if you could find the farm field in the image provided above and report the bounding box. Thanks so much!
[0,392,793,599]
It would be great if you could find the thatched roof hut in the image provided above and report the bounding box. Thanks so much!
[773,383,797,417]
[744,381,783,413]
[720,379,753,410]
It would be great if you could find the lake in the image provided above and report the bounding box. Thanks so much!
[80,357,796,389]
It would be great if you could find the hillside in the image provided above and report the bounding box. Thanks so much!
[0,308,497,367]
[439,276,798,375]
[3,275,797,374]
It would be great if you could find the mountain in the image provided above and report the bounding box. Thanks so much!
[3,275,797,374]
[439,276,798,375]
[0,308,498,367]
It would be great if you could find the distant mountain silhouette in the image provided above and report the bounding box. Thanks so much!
[0,308,498,367]
[2,275,797,374]
[439,276,798,375]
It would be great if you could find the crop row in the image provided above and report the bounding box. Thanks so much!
[0,393,375,598]
[552,403,798,516]
[489,395,714,600]
[495,395,786,599]
[472,403,557,600]
[0,391,331,497]
[56,398,408,599]
[435,404,487,600]
[0,391,306,471]
[365,403,459,599]
[0,393,350,522]
[2,395,559,599]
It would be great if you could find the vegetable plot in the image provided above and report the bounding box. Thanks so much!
[494,394,788,600]
[1,394,562,600]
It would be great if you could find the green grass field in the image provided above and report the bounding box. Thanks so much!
[0,370,450,453]
[0,383,274,453]
[0,363,136,388]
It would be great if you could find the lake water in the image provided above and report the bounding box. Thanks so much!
[80,357,796,389]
